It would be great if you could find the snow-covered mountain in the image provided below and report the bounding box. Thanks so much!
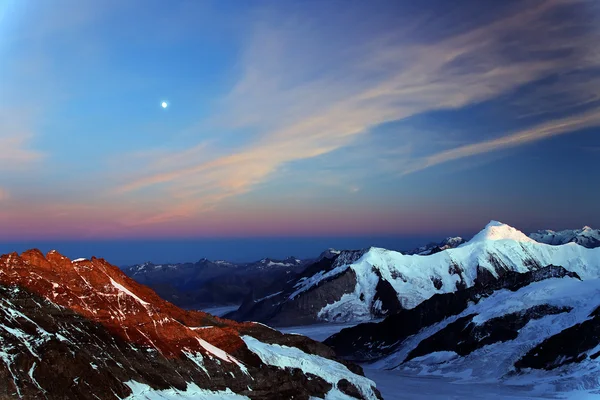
[403,225,600,256]
[122,256,309,308]
[404,236,466,255]
[0,249,381,399]
[229,221,600,326]
[530,226,600,248]
[324,265,600,393]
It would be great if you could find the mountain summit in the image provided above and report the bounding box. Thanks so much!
[467,220,536,244]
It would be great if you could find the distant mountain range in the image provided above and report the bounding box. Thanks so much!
[0,249,381,399]
[530,226,600,248]
[122,249,340,308]
[122,226,599,312]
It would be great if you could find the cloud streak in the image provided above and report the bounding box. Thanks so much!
[403,107,600,175]
[0,110,43,169]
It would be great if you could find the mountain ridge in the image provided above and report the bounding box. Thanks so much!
[227,221,600,326]
[0,249,381,399]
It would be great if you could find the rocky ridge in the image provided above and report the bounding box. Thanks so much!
[0,250,381,399]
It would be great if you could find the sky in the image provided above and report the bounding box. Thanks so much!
[1,0,600,263]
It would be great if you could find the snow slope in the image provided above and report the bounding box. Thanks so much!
[124,381,249,399]
[361,369,559,400]
[242,335,379,400]
[365,276,600,393]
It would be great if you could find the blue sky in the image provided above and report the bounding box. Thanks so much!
[0,0,599,261]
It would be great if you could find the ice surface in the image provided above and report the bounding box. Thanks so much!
[123,381,248,399]
[362,368,561,399]
[279,322,363,342]
[242,335,379,400]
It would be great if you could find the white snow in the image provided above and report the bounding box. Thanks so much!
[109,278,149,306]
[183,350,210,376]
[123,381,249,399]
[254,291,282,302]
[466,220,537,245]
[241,335,379,400]
[267,261,292,267]
[196,338,248,374]
[367,276,600,394]
[72,258,87,263]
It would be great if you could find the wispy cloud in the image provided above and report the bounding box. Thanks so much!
[0,110,43,169]
[403,107,600,175]
[114,0,600,222]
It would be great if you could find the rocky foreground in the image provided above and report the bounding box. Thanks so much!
[0,250,381,399]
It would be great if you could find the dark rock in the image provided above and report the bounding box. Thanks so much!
[325,265,580,361]
[515,304,600,371]
[338,379,363,398]
[372,269,403,317]
[228,255,361,326]
[407,305,572,361]
[123,256,310,309]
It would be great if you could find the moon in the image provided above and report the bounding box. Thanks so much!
[161,101,168,109]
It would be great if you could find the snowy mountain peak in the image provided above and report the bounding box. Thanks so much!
[529,226,600,248]
[467,220,536,244]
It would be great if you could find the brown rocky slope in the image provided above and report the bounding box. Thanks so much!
[0,250,381,399]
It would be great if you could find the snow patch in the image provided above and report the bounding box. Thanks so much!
[196,338,248,375]
[109,278,149,306]
[123,381,248,399]
[255,291,282,302]
[242,335,379,400]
